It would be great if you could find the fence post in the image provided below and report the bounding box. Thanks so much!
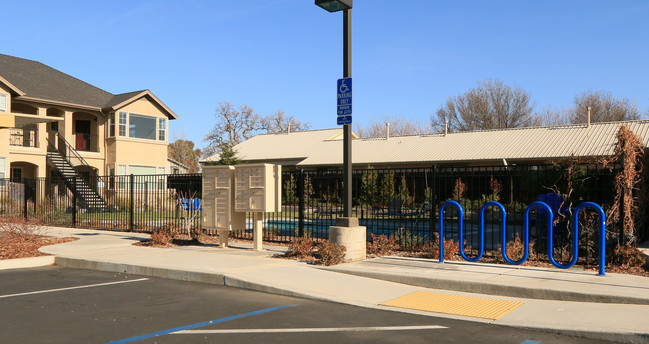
[23,178,28,221]
[429,165,436,243]
[298,170,305,237]
[129,174,134,232]
[72,176,77,227]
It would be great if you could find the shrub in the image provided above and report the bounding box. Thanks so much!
[497,236,537,262]
[0,216,44,239]
[367,234,397,256]
[285,237,316,258]
[150,228,173,246]
[429,236,459,260]
[314,241,346,266]
[608,243,646,270]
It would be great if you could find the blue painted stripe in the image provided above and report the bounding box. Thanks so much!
[520,340,541,344]
[107,304,296,344]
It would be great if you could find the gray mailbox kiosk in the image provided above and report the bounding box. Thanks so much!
[202,164,281,250]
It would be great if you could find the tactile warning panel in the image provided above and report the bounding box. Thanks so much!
[381,291,524,320]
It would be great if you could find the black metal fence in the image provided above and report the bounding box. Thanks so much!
[0,164,619,257]
[230,164,617,256]
[0,174,202,233]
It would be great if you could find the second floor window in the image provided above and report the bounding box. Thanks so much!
[118,112,127,136]
[129,113,156,140]
[158,118,166,141]
[0,94,7,112]
[109,113,115,137]
[114,111,168,142]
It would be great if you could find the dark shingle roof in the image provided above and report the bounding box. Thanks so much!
[0,54,177,120]
[0,54,114,108]
[104,90,147,109]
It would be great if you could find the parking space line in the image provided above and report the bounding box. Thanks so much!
[0,278,149,299]
[174,325,448,334]
[106,304,297,344]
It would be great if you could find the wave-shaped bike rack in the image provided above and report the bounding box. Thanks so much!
[438,200,607,276]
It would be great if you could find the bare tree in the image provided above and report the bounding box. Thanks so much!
[260,109,311,134]
[168,139,202,173]
[432,79,535,133]
[533,105,572,126]
[355,116,428,138]
[203,101,261,156]
[570,90,641,124]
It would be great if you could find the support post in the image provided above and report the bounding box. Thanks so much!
[72,176,77,227]
[253,212,263,250]
[129,174,134,232]
[342,8,352,218]
[23,178,28,221]
[298,170,305,237]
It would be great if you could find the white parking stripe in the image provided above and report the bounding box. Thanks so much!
[173,325,448,334]
[0,278,149,298]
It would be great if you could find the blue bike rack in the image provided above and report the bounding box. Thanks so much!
[547,201,606,276]
[438,200,607,275]
[438,200,462,263]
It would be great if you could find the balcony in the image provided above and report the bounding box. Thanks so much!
[10,128,38,148]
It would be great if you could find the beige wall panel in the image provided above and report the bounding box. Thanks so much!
[114,139,168,167]
[120,98,168,119]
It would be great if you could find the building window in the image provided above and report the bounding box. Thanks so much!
[129,113,156,140]
[50,121,58,132]
[0,94,7,112]
[117,164,127,189]
[109,113,115,137]
[158,118,166,141]
[157,167,165,189]
[130,165,157,190]
[0,157,6,186]
[11,167,22,182]
[118,112,127,137]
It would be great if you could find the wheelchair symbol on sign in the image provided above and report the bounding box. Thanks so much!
[339,80,349,93]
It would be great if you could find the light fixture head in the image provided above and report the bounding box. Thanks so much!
[315,0,352,12]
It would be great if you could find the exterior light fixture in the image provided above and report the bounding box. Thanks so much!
[315,0,352,13]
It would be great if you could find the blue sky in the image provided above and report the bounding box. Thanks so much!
[4,0,649,149]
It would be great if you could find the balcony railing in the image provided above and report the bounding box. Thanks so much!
[10,128,38,148]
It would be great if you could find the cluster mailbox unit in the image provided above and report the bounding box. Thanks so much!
[202,164,281,250]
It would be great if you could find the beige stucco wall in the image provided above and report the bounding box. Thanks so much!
[107,97,170,174]
[1,92,172,179]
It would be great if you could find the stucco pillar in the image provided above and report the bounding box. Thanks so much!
[63,110,73,144]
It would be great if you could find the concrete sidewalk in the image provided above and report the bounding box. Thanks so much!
[5,226,649,343]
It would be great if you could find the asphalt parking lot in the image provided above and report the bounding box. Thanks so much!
[0,266,601,343]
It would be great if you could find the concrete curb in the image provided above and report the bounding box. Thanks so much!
[53,256,323,303]
[50,256,647,344]
[323,267,649,305]
[0,256,55,270]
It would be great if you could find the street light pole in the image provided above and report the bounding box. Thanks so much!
[316,0,365,261]
[342,8,352,218]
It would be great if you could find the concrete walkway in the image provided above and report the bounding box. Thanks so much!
[4,226,649,343]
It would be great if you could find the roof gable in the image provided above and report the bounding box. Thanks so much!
[0,54,178,118]
[106,90,178,119]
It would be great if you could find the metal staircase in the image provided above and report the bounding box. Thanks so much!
[46,133,111,212]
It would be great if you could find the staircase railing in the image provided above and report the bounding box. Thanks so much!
[47,132,98,180]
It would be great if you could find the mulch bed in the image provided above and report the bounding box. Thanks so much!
[0,233,78,260]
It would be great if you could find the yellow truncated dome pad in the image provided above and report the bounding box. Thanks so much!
[381,291,524,320]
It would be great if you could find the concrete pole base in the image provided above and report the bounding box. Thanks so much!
[329,217,366,261]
